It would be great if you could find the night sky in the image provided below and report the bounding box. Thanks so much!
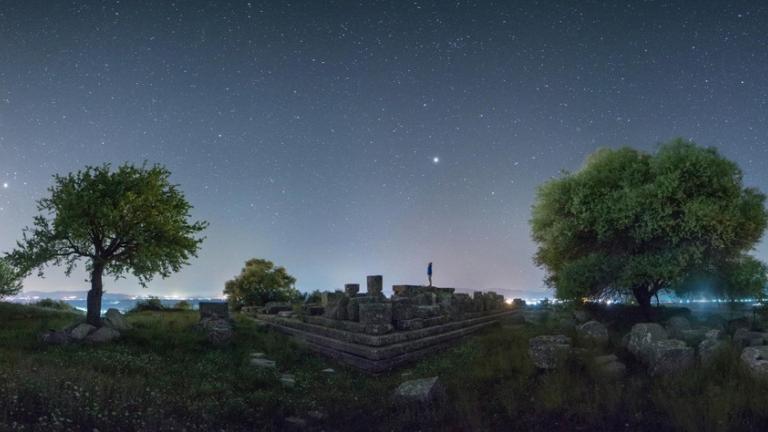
[1,1,767,298]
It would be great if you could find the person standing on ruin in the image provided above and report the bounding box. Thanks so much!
[427,262,433,287]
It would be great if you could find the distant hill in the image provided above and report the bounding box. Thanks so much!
[8,291,135,301]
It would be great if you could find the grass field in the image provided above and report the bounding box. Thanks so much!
[2,302,768,431]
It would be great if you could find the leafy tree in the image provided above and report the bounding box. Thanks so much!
[0,258,22,298]
[224,258,298,309]
[531,139,768,315]
[7,163,208,326]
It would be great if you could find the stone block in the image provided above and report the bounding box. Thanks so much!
[529,335,572,369]
[323,296,349,320]
[199,302,230,320]
[394,318,425,331]
[367,275,383,297]
[415,305,440,319]
[264,301,292,314]
[104,308,131,331]
[69,323,96,341]
[392,298,416,321]
[344,284,360,296]
[359,302,393,335]
[347,297,360,321]
[393,376,446,406]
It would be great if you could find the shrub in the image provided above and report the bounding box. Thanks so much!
[131,296,165,312]
[32,298,78,312]
[173,300,191,310]
[223,258,299,310]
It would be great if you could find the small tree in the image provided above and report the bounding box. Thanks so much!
[0,258,22,298]
[224,258,298,309]
[531,139,768,315]
[7,163,208,326]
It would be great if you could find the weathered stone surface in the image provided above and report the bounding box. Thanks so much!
[529,335,572,369]
[264,301,292,314]
[199,302,230,320]
[69,323,96,341]
[598,360,626,379]
[665,316,691,339]
[734,328,768,348]
[699,338,728,365]
[705,329,724,340]
[103,308,131,331]
[395,318,425,331]
[324,296,349,320]
[359,302,393,335]
[392,376,446,405]
[344,283,360,297]
[277,311,295,318]
[346,297,360,321]
[85,326,121,344]
[741,345,768,377]
[558,317,576,330]
[414,305,440,319]
[280,374,296,387]
[627,323,668,362]
[679,328,708,347]
[392,298,416,321]
[594,354,618,365]
[648,339,694,376]
[41,330,71,345]
[512,298,526,307]
[303,305,325,316]
[727,317,751,333]
[251,358,276,369]
[366,275,383,297]
[578,320,609,345]
[200,317,233,345]
[572,310,589,323]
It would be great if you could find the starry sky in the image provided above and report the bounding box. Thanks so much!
[1,1,767,298]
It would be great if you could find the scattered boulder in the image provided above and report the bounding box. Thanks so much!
[627,323,668,362]
[572,310,589,323]
[679,328,709,347]
[665,316,691,339]
[741,346,768,378]
[69,323,97,341]
[528,335,572,369]
[699,338,728,365]
[392,376,446,407]
[200,317,233,345]
[593,355,626,379]
[705,329,724,340]
[280,374,296,387]
[103,309,131,331]
[251,358,277,369]
[578,320,609,345]
[283,416,308,431]
[85,326,121,344]
[647,339,694,376]
[40,330,72,345]
[277,310,295,318]
[727,317,751,334]
[321,368,335,374]
[558,317,576,330]
[733,328,768,348]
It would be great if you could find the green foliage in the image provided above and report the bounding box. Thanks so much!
[32,298,78,312]
[174,300,192,310]
[531,139,768,307]
[7,163,208,284]
[224,258,298,309]
[0,258,22,298]
[5,163,207,323]
[131,296,166,312]
[303,289,323,304]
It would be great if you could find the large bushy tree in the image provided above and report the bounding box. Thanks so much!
[531,139,768,314]
[224,258,298,309]
[0,258,22,298]
[7,163,208,326]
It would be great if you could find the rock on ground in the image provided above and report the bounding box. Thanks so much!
[593,354,626,379]
[40,330,72,345]
[699,338,728,365]
[572,310,589,323]
[627,323,668,363]
[69,323,97,341]
[528,335,572,369]
[648,339,694,376]
[741,346,768,378]
[392,376,446,406]
[200,317,233,345]
[85,326,121,344]
[578,320,609,345]
[733,328,768,348]
[665,316,691,339]
[103,308,131,331]
[251,358,277,369]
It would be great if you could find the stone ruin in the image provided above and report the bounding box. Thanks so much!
[255,275,512,373]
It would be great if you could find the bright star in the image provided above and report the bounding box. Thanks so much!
[432,156,440,164]
[2,182,7,189]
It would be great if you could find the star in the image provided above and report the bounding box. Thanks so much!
[432,156,440,164]
[2,182,7,189]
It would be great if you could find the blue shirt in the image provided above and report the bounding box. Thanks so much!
[427,263,432,275]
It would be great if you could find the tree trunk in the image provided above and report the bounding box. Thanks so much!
[632,285,653,319]
[86,262,105,327]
